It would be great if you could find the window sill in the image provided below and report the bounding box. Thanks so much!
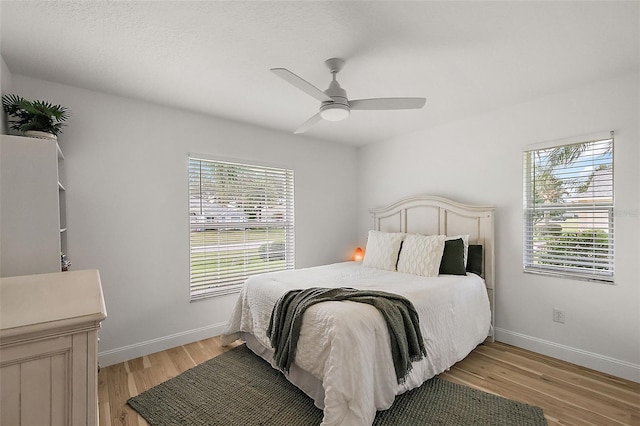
[523,268,614,284]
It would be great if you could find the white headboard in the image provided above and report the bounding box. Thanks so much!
[369,195,495,336]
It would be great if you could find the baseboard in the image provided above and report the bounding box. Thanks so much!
[495,328,640,383]
[98,322,228,367]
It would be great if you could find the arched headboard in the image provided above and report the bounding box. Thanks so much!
[370,195,495,337]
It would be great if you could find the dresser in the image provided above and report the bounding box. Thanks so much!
[0,269,107,426]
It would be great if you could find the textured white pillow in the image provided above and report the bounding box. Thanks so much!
[397,234,447,277]
[447,234,470,266]
[362,231,405,271]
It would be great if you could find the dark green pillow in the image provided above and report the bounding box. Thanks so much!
[466,245,483,276]
[439,238,467,275]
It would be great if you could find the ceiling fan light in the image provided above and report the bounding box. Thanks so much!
[320,104,350,122]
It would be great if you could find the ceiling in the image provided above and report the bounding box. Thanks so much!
[1,1,638,146]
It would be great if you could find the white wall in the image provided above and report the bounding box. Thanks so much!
[358,72,640,382]
[11,75,359,366]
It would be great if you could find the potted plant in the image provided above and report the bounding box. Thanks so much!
[2,94,70,140]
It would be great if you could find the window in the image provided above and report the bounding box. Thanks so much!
[523,133,614,282]
[189,157,294,300]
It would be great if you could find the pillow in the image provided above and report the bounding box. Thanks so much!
[466,244,483,276]
[362,231,405,271]
[439,238,467,275]
[447,234,469,266]
[397,234,446,277]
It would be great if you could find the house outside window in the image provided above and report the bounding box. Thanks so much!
[188,157,294,300]
[523,133,614,282]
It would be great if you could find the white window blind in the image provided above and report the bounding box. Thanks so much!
[523,134,614,282]
[189,157,294,300]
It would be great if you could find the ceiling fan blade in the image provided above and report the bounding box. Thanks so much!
[349,97,426,110]
[294,112,323,134]
[271,68,333,103]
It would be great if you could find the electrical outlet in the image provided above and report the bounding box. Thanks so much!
[553,308,566,324]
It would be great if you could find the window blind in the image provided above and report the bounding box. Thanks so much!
[189,157,294,300]
[523,134,614,282]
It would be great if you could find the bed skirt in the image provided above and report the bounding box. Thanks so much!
[242,331,327,409]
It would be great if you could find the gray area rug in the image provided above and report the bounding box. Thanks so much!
[128,344,547,425]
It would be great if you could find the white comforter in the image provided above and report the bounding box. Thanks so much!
[221,261,491,426]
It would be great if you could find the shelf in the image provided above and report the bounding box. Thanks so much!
[1,135,64,277]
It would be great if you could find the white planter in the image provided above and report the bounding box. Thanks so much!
[24,130,57,141]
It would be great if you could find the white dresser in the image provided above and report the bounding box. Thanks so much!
[0,269,107,426]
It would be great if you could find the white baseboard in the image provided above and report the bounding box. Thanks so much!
[495,328,640,383]
[98,322,228,367]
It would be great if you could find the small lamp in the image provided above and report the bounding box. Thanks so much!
[353,247,364,262]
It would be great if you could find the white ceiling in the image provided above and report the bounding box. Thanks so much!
[1,1,638,146]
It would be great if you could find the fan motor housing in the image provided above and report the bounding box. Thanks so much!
[325,79,348,100]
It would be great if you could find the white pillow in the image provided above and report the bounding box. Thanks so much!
[397,234,446,277]
[447,234,470,266]
[362,230,405,271]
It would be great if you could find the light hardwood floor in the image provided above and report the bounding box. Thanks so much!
[98,338,639,426]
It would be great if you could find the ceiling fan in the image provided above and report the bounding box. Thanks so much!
[271,58,426,134]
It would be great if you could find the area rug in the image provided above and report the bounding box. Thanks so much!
[128,344,547,425]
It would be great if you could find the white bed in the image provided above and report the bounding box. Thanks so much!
[222,196,495,426]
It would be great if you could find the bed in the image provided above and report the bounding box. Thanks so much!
[222,195,495,426]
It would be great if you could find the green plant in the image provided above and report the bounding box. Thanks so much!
[2,94,70,137]
[534,229,610,270]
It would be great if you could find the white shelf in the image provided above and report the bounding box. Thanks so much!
[0,135,67,277]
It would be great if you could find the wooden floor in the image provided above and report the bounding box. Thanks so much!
[98,337,639,426]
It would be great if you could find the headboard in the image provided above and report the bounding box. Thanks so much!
[369,195,495,337]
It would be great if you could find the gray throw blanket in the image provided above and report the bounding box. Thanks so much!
[266,287,427,384]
